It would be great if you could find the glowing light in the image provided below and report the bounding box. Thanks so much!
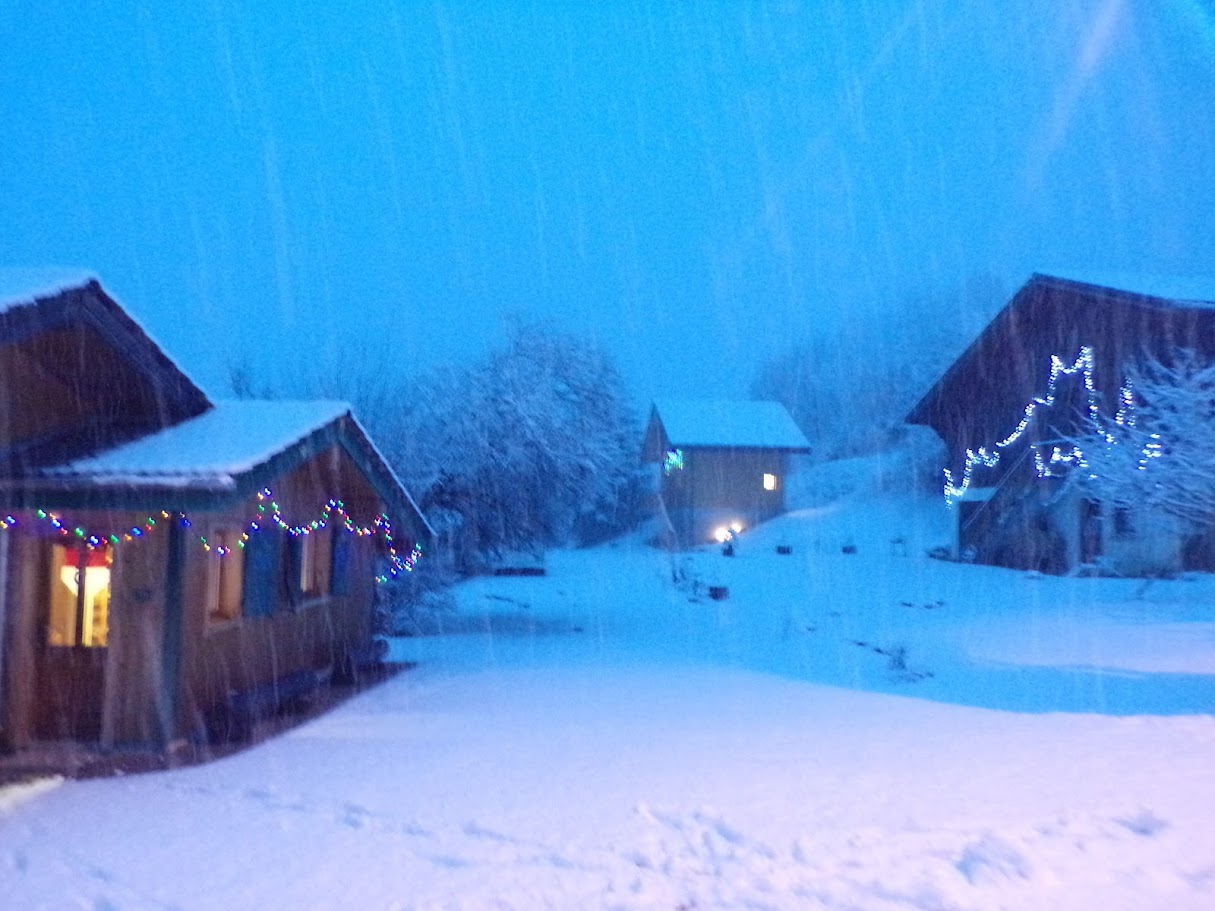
[713,522,744,543]
[10,488,420,583]
[944,347,1101,504]
[943,345,1177,503]
[663,448,684,476]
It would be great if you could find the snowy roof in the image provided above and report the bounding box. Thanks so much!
[40,400,351,488]
[652,399,810,450]
[1033,271,1215,308]
[0,267,97,313]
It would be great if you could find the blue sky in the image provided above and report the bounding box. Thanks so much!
[3,1,1214,403]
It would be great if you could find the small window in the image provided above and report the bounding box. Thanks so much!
[1113,507,1133,539]
[207,529,245,624]
[763,473,778,491]
[290,529,332,603]
[47,543,110,647]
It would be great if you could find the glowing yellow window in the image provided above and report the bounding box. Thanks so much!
[763,473,778,491]
[47,543,111,647]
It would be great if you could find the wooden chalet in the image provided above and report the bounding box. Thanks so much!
[906,272,1215,574]
[0,274,431,760]
[642,399,810,547]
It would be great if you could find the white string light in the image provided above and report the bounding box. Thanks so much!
[944,347,1100,505]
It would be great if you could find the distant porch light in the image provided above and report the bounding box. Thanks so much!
[763,473,777,491]
[713,521,744,543]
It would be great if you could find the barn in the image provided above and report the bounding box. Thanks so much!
[642,399,810,548]
[0,273,431,763]
[906,272,1215,574]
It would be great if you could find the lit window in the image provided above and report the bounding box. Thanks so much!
[47,543,110,647]
[296,529,332,600]
[208,529,245,623]
[763,473,778,491]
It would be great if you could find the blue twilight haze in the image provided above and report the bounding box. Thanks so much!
[2,1,1213,400]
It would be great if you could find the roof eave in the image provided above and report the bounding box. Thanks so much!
[1,414,433,541]
[668,442,811,454]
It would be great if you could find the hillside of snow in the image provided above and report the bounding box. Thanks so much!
[2,489,1214,909]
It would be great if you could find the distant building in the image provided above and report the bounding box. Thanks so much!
[0,273,431,762]
[906,272,1215,574]
[642,399,810,547]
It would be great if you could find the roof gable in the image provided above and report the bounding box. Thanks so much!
[646,399,811,454]
[1030,271,1215,309]
[0,275,430,539]
[0,275,212,469]
[905,271,1215,456]
[0,268,98,313]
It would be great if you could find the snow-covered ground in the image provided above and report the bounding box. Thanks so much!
[3,491,1215,910]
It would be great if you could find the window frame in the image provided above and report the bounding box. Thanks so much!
[287,527,334,608]
[46,541,111,648]
[205,528,246,628]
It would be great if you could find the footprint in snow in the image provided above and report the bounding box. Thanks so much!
[341,803,372,829]
[463,820,517,844]
[1117,808,1169,837]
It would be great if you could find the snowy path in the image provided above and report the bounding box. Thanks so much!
[2,499,1215,909]
[2,662,1213,910]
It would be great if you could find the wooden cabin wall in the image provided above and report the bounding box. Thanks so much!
[2,532,44,750]
[662,449,786,516]
[661,448,788,545]
[102,522,172,748]
[0,342,88,457]
[1,442,399,751]
[178,445,382,742]
[0,322,196,468]
[0,509,171,750]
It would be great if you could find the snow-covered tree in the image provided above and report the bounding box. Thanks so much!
[388,320,642,566]
[225,323,641,566]
[1067,351,1215,532]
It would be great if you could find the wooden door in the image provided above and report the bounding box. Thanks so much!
[35,541,110,741]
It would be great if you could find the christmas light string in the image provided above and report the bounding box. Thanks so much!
[944,347,1101,505]
[944,346,1159,504]
[0,487,421,580]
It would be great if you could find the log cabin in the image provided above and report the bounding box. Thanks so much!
[0,273,430,759]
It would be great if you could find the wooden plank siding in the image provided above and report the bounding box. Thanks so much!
[0,443,397,752]
[661,448,791,546]
[175,445,383,744]
[0,281,211,475]
[907,274,1215,467]
[0,279,428,760]
[907,273,1215,574]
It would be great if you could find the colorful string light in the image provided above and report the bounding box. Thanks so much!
[0,488,420,581]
